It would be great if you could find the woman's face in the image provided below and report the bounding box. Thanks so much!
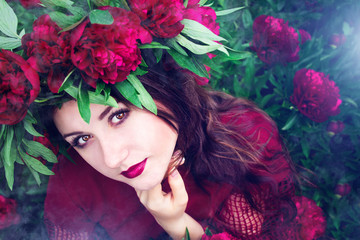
[53,100,179,191]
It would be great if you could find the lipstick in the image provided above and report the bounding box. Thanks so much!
[121,158,147,179]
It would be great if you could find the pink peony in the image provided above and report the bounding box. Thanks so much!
[22,14,72,93]
[0,50,40,125]
[128,0,184,38]
[294,196,326,240]
[290,68,341,123]
[334,183,351,197]
[71,7,152,86]
[251,15,301,65]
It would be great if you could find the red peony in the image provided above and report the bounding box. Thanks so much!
[0,195,20,229]
[22,14,72,93]
[294,196,326,240]
[0,50,40,125]
[71,7,152,86]
[19,0,41,9]
[251,15,301,65]
[128,0,184,38]
[327,121,345,135]
[290,68,342,123]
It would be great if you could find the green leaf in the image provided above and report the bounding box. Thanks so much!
[183,0,188,8]
[181,19,226,42]
[175,34,224,55]
[0,0,19,38]
[127,74,157,115]
[48,11,83,29]
[241,9,253,29]
[95,81,106,95]
[0,36,21,50]
[138,42,170,50]
[65,85,118,107]
[167,49,209,78]
[3,153,14,190]
[301,139,310,158]
[3,126,14,167]
[77,80,91,124]
[166,38,188,56]
[23,139,58,163]
[216,6,246,16]
[41,0,74,9]
[282,113,298,131]
[183,227,190,240]
[114,80,142,109]
[89,9,114,25]
[58,68,75,93]
[0,124,5,139]
[19,149,55,176]
[204,227,213,236]
[21,152,42,186]
[24,121,43,137]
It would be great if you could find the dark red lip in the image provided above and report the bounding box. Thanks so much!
[121,158,147,179]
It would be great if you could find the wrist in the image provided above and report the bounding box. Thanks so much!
[156,213,204,240]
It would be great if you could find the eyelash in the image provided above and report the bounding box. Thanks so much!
[70,108,130,148]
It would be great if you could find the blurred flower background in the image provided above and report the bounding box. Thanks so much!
[1,0,360,239]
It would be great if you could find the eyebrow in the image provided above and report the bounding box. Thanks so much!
[99,106,113,120]
[63,131,85,139]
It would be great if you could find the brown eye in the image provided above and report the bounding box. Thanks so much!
[116,112,125,120]
[110,110,128,124]
[78,135,91,145]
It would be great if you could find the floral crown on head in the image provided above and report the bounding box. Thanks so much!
[0,0,232,190]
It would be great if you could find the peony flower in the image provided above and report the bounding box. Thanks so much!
[334,183,351,197]
[22,14,72,93]
[327,121,345,136]
[71,7,152,86]
[19,0,41,9]
[0,195,20,230]
[290,68,342,123]
[251,15,301,65]
[128,0,184,38]
[294,196,326,240]
[0,50,40,125]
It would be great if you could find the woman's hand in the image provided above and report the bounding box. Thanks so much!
[136,169,204,240]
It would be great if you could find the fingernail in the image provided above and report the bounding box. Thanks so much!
[171,169,179,178]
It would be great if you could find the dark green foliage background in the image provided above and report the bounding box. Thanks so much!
[1,0,360,239]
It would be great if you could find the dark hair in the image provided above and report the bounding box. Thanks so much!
[137,63,298,213]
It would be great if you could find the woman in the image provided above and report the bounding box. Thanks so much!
[42,63,299,239]
[0,0,325,239]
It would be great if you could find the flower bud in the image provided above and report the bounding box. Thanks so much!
[327,121,345,136]
[335,183,351,197]
[329,34,346,48]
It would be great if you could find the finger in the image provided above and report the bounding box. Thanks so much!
[168,169,188,205]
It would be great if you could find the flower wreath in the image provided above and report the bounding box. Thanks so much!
[0,0,245,190]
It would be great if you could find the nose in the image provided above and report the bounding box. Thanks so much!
[101,138,129,169]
